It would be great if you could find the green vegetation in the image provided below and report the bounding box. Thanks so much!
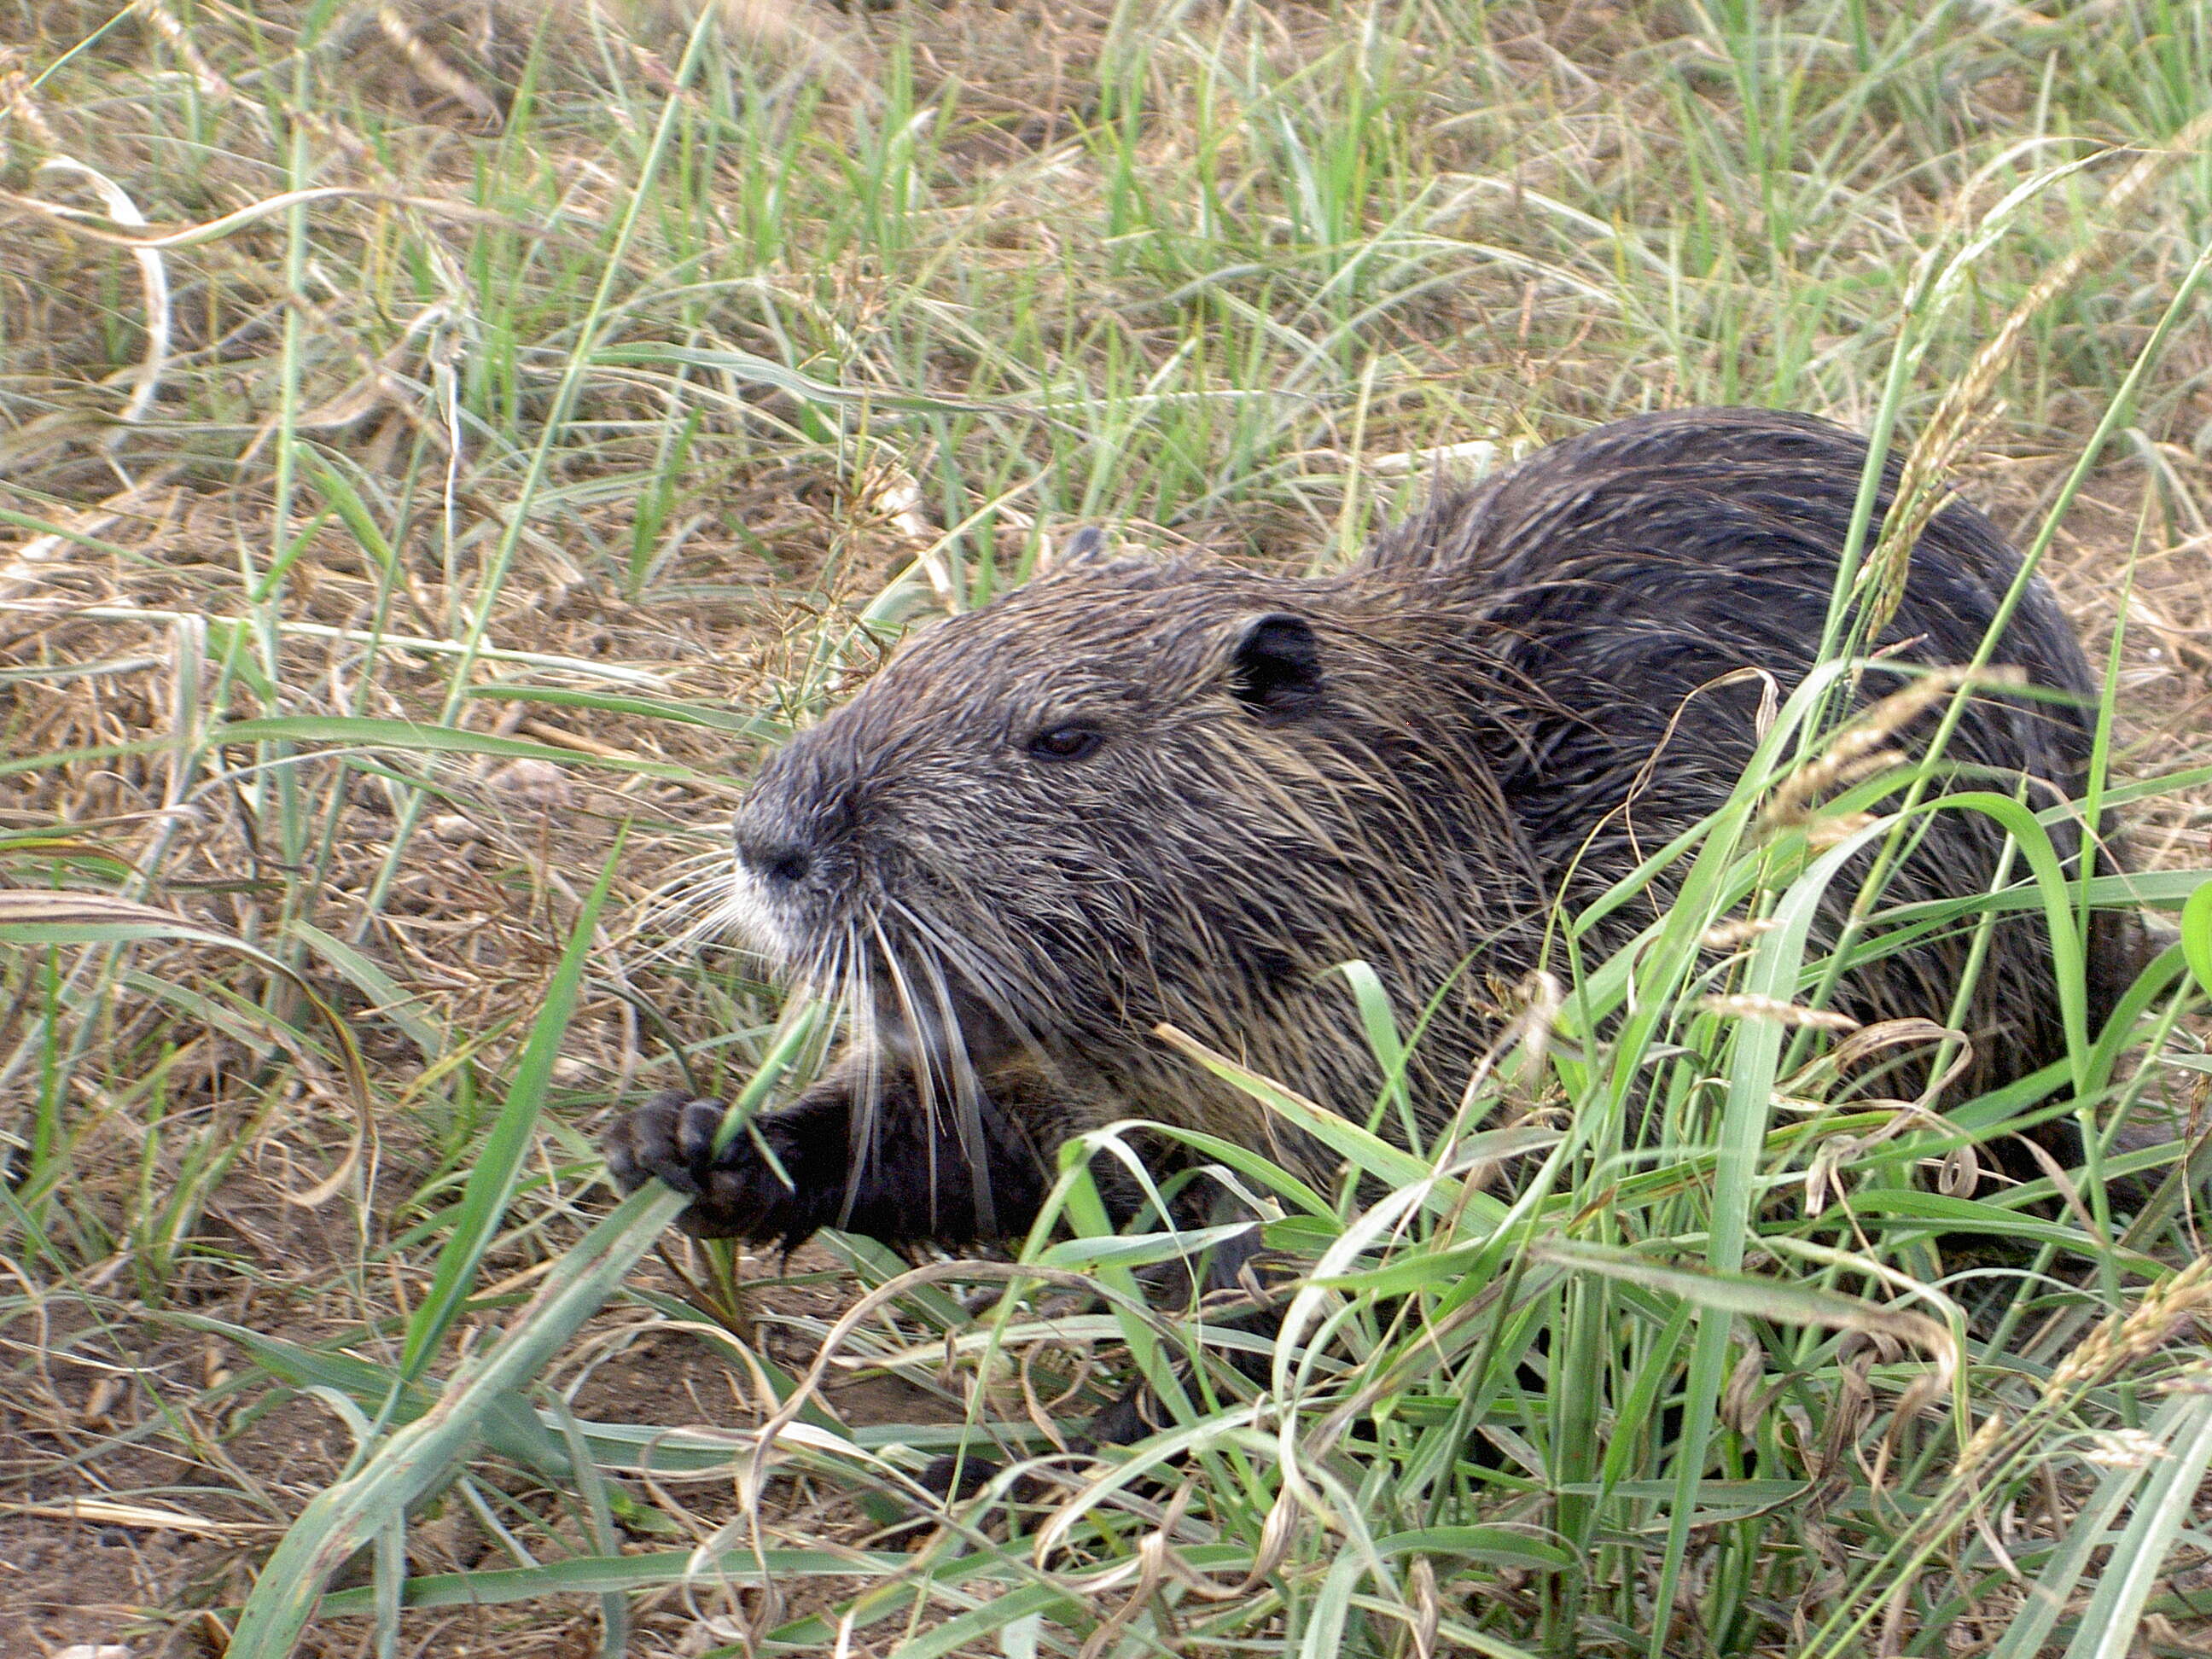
[3,2,2211,1655]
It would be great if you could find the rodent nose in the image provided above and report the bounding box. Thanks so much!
[735,830,813,887]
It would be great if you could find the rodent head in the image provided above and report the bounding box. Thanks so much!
[725,547,1526,1114]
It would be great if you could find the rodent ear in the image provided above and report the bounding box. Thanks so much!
[1230,614,1324,723]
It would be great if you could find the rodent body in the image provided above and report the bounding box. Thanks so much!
[607,407,2128,1249]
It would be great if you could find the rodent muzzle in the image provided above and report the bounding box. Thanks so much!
[733,825,814,889]
[719,806,834,967]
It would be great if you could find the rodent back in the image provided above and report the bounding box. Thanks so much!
[1382,409,2099,864]
[1380,406,2113,1088]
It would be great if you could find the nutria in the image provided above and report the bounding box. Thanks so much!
[606,407,2131,1251]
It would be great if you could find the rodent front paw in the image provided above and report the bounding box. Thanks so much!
[603,1090,765,1237]
[604,1089,722,1192]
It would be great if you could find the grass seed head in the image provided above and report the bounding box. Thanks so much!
[1697,993,1861,1032]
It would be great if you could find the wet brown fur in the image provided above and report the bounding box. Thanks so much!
[605,408,2129,1249]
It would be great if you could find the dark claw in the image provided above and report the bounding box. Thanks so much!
[603,1073,1051,1250]
[603,1090,779,1237]
[674,1095,727,1179]
[603,1089,713,1198]
[603,1086,837,1243]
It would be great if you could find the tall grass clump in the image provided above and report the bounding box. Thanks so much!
[3,2,2211,1656]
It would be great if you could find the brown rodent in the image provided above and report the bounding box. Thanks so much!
[605,406,2132,1249]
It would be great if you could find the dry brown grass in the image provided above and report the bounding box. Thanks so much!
[5,1,2212,1655]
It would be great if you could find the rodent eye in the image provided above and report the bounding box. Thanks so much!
[1027,722,1106,762]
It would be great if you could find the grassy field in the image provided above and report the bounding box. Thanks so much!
[4,1,2212,1655]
